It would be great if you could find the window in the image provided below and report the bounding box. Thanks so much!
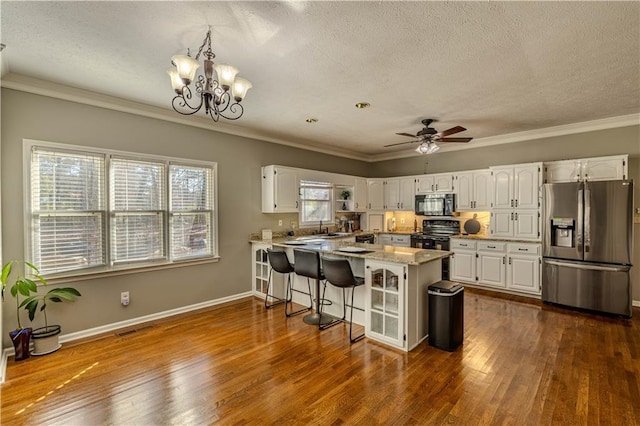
[299,180,333,225]
[27,141,217,276]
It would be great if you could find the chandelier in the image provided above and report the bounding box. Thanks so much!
[167,27,252,122]
[415,140,440,155]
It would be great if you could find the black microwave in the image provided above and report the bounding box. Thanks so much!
[415,193,455,216]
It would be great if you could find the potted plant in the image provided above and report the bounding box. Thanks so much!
[340,189,351,200]
[1,261,43,361]
[21,285,81,355]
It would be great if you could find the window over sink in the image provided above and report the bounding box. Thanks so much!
[299,180,333,226]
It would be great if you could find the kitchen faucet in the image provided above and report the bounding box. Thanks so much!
[318,220,328,235]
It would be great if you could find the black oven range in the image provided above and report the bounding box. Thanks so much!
[410,219,460,280]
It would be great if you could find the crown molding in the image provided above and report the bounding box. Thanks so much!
[2,74,637,164]
[0,74,370,162]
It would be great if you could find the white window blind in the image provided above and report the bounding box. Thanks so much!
[169,164,213,260]
[110,158,166,264]
[31,147,106,274]
[27,141,218,277]
[299,180,333,225]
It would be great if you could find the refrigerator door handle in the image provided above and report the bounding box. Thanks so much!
[584,188,591,253]
[544,259,630,273]
[576,188,583,253]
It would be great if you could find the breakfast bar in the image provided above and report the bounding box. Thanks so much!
[251,237,451,351]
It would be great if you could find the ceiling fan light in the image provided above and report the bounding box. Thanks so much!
[232,77,252,102]
[416,143,430,154]
[214,63,239,91]
[171,54,200,85]
[167,68,185,93]
[427,142,440,154]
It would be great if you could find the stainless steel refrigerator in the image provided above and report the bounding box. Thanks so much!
[542,180,634,317]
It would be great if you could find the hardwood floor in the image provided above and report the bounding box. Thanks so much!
[2,288,639,425]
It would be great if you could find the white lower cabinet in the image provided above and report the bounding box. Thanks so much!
[450,239,476,283]
[476,241,506,288]
[450,238,541,296]
[506,243,541,295]
[377,233,411,247]
[365,261,405,349]
[252,243,271,296]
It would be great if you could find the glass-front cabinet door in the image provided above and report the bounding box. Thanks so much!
[252,243,271,296]
[365,260,405,349]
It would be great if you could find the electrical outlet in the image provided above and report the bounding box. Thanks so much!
[121,291,130,306]
[278,219,283,226]
[400,218,405,225]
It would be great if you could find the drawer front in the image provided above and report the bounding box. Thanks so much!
[508,243,540,255]
[477,241,507,252]
[451,239,477,250]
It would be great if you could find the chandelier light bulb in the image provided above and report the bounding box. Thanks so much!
[171,54,200,85]
[167,68,185,94]
[232,77,253,102]
[213,63,239,91]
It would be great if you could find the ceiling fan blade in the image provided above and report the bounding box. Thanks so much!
[438,137,473,143]
[384,140,420,147]
[439,126,467,137]
[395,132,417,138]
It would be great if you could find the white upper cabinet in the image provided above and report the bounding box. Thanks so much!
[262,165,299,213]
[367,179,385,210]
[354,178,368,212]
[490,163,542,240]
[398,177,415,211]
[415,173,454,194]
[544,155,628,183]
[491,163,541,210]
[454,169,491,211]
[384,178,400,210]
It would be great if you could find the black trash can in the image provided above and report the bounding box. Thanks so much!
[428,280,464,351]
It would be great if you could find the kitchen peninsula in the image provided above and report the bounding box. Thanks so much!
[251,236,451,351]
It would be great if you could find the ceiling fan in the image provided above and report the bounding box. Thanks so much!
[385,119,473,154]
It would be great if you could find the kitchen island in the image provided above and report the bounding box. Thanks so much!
[251,237,451,351]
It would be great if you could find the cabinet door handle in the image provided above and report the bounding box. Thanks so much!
[503,257,506,264]
[355,202,358,208]
[511,199,514,207]
[511,212,514,220]
[488,245,496,248]
[435,184,438,191]
[509,257,512,265]
[431,184,434,191]
[397,202,400,208]
[515,212,518,220]
[515,199,518,207]
[295,201,298,208]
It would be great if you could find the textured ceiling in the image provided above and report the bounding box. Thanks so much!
[1,1,639,160]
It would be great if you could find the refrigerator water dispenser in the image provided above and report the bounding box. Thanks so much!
[551,218,575,248]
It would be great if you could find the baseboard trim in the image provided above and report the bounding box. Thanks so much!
[633,300,640,308]
[1,291,252,383]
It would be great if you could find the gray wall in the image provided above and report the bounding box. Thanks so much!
[0,88,370,347]
[2,87,639,348]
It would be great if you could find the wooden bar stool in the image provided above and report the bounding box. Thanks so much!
[266,249,312,316]
[320,256,365,343]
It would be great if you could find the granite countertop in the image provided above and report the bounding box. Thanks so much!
[252,237,450,266]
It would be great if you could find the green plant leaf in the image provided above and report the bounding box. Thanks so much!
[49,296,63,303]
[25,299,39,321]
[1,262,12,285]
